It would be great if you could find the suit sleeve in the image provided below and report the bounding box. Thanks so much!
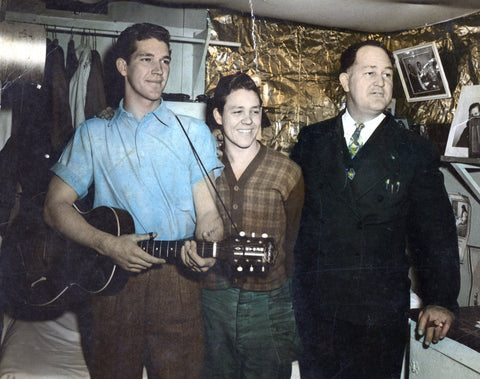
[283,173,305,276]
[407,138,460,314]
[289,128,321,340]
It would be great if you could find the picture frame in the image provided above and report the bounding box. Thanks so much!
[393,42,451,102]
[449,192,471,264]
[444,85,480,158]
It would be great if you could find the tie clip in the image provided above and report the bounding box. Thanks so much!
[347,168,356,180]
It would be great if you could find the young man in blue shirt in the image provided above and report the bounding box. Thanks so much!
[44,23,223,378]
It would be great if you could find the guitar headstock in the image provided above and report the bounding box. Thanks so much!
[218,233,277,274]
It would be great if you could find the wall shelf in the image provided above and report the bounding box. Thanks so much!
[442,156,480,202]
[4,10,241,47]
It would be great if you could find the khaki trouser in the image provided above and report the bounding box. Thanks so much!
[79,264,204,379]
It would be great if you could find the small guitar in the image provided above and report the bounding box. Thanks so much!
[25,206,276,307]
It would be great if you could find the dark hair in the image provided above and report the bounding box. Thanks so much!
[115,23,171,63]
[207,72,264,129]
[340,40,394,73]
[213,73,262,113]
[469,102,480,115]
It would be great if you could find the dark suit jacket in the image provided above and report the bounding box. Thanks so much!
[290,113,460,327]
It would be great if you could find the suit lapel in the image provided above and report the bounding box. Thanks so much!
[350,116,400,200]
[312,115,402,211]
[321,116,356,205]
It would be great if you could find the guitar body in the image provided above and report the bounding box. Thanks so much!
[2,206,135,308]
[33,206,136,305]
[1,196,69,312]
[1,205,276,308]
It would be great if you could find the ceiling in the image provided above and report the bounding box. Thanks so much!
[72,0,480,33]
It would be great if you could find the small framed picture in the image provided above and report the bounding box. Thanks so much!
[393,42,451,102]
[449,192,471,264]
[444,85,480,158]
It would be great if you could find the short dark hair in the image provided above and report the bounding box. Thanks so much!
[340,40,394,73]
[115,23,171,63]
[213,72,262,114]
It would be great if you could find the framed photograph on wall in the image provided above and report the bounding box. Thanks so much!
[393,42,451,102]
[449,192,471,264]
[444,85,480,158]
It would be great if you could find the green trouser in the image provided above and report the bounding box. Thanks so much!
[201,278,300,379]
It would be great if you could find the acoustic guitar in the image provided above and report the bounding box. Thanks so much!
[17,206,275,307]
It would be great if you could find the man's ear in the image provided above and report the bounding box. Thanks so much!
[116,58,128,77]
[213,108,223,126]
[339,72,350,92]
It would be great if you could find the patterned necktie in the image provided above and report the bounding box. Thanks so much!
[348,122,365,158]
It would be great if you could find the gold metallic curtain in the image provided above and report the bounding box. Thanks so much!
[206,9,480,154]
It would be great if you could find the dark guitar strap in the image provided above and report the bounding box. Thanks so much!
[153,112,239,235]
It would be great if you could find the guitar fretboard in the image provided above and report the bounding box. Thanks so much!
[137,239,217,261]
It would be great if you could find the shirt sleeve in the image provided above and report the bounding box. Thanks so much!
[51,120,95,200]
[179,115,224,185]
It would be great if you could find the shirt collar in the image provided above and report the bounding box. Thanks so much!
[342,109,386,142]
[112,99,170,126]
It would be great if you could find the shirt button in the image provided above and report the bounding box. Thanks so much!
[234,185,240,191]
[233,204,239,210]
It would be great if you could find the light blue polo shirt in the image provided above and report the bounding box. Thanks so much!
[52,100,222,240]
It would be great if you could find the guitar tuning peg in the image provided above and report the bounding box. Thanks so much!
[237,266,243,272]
[251,232,256,238]
[261,233,268,238]
[239,231,246,237]
[249,265,254,272]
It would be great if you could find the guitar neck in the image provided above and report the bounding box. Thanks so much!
[138,239,216,262]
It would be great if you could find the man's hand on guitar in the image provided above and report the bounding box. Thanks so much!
[181,240,216,273]
[103,232,165,273]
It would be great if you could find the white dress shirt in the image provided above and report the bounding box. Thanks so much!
[342,110,386,146]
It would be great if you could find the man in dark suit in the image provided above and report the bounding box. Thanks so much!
[291,40,460,378]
